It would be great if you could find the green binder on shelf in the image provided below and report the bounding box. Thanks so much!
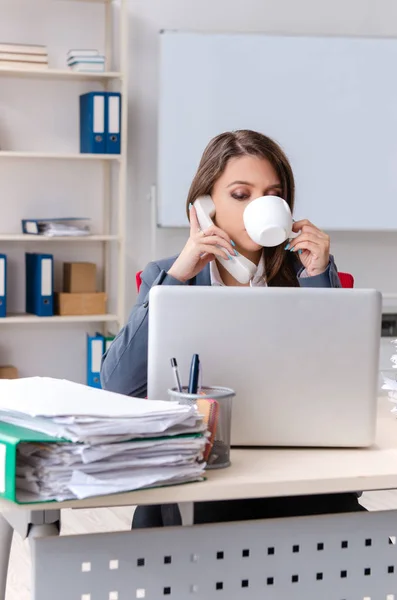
[0,421,67,505]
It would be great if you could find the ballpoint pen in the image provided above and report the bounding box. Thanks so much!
[188,353,200,394]
[170,358,182,392]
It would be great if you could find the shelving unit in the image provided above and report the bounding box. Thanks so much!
[0,66,122,81]
[0,0,129,374]
[2,314,118,324]
[63,0,110,3]
[0,234,119,242]
[0,151,120,161]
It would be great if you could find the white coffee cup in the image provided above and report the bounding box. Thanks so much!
[243,195,297,247]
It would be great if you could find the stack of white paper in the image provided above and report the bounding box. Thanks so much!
[382,375,397,410]
[16,436,206,501]
[0,377,206,501]
[382,339,397,411]
[0,377,203,442]
[23,218,91,237]
[41,222,90,237]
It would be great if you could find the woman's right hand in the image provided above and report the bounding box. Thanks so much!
[167,205,237,283]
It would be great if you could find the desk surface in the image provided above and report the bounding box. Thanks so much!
[4,398,397,512]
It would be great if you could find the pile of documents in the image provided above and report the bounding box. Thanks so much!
[22,217,91,237]
[0,377,207,502]
[67,49,105,73]
[382,339,397,410]
[0,43,48,70]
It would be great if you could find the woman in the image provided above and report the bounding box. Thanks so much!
[101,130,363,526]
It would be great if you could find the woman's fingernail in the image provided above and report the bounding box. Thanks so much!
[189,203,193,209]
[234,249,238,256]
[290,247,296,252]
[284,243,290,250]
[298,249,303,255]
[231,240,236,247]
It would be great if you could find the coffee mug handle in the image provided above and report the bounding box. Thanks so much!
[289,219,300,240]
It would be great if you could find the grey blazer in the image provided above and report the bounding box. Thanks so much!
[100,255,341,397]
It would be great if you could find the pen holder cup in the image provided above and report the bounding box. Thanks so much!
[168,386,235,469]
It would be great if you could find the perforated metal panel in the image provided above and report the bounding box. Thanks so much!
[32,510,397,600]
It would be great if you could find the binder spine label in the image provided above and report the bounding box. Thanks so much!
[25,221,38,234]
[41,259,52,296]
[93,95,105,133]
[0,258,4,297]
[91,339,103,372]
[108,96,120,133]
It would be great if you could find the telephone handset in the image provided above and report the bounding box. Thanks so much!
[193,196,257,285]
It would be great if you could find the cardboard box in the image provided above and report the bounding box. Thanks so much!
[0,366,18,379]
[55,292,107,316]
[63,262,97,293]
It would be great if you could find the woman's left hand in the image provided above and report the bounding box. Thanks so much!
[288,219,330,277]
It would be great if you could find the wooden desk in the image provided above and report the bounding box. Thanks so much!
[3,398,397,600]
[3,398,396,512]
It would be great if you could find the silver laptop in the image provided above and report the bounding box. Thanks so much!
[147,287,381,448]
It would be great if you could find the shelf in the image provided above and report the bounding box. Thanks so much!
[0,234,119,242]
[0,151,120,161]
[0,314,119,324]
[56,0,111,3]
[0,66,122,81]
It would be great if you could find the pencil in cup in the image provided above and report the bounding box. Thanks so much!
[196,398,219,462]
[167,386,235,469]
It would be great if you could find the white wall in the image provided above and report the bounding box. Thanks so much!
[2,0,397,380]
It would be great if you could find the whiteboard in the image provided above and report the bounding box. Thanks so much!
[157,32,397,229]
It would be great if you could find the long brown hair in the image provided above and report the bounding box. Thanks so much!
[186,129,299,287]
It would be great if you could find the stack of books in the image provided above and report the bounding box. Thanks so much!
[0,377,207,502]
[67,49,105,73]
[0,43,48,70]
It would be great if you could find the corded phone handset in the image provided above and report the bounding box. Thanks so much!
[194,196,257,284]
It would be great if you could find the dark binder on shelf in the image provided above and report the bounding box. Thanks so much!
[0,254,6,318]
[79,92,106,154]
[105,92,121,154]
[25,253,54,317]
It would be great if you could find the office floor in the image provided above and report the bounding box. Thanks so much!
[4,491,397,600]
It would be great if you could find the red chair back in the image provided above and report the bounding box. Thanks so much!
[136,271,143,292]
[338,272,354,288]
[136,270,354,291]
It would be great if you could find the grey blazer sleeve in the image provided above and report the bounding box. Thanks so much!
[297,256,341,288]
[100,263,184,397]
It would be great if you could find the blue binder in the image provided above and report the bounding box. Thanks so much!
[25,253,54,317]
[25,253,36,315]
[105,92,121,154]
[87,333,105,388]
[79,92,106,154]
[0,254,6,318]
